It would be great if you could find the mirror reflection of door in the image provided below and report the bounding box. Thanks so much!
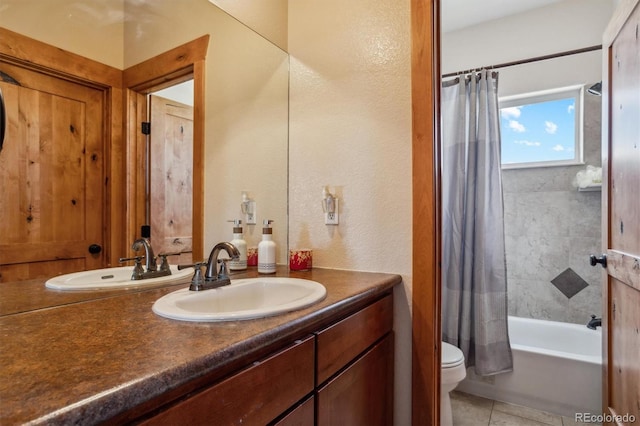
[0,62,105,282]
[149,83,193,265]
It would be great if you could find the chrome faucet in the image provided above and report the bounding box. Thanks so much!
[587,315,601,330]
[178,242,240,291]
[205,242,240,283]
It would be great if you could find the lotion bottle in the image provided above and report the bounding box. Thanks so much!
[258,219,276,274]
[228,219,247,271]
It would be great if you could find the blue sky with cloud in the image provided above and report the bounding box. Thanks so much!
[500,97,575,164]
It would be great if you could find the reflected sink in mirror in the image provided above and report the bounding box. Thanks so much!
[45,266,192,291]
[152,277,327,322]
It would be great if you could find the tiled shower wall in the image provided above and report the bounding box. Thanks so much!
[502,91,602,325]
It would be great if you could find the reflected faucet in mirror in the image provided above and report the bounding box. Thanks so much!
[119,229,181,280]
[132,237,158,273]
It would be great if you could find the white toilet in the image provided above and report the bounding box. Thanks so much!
[441,342,466,426]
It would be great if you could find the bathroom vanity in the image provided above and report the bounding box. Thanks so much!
[0,267,400,425]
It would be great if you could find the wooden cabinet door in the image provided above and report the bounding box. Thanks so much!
[0,62,105,282]
[316,295,393,385]
[602,0,640,422]
[273,396,315,426]
[317,333,393,426]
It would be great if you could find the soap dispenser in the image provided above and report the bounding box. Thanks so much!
[228,219,247,271]
[258,219,276,274]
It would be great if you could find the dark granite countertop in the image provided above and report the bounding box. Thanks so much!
[0,266,401,425]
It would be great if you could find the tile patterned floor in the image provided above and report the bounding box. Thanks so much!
[451,391,602,426]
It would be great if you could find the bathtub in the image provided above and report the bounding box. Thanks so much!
[456,316,602,417]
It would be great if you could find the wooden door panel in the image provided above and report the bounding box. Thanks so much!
[1,258,85,283]
[149,95,193,264]
[0,62,104,282]
[609,278,640,419]
[604,1,640,423]
[609,2,640,255]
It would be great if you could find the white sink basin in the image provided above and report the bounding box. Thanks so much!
[152,277,327,322]
[45,266,192,291]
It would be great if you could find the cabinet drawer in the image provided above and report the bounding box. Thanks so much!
[142,335,315,425]
[316,294,393,384]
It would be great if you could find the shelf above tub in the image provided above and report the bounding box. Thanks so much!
[577,183,601,192]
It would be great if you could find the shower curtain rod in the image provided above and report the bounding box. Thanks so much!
[442,44,602,78]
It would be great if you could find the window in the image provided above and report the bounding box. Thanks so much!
[499,85,584,169]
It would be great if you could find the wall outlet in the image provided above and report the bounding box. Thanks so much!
[324,198,339,225]
[244,200,257,225]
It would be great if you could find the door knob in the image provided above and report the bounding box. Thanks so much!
[88,244,102,254]
[589,254,607,268]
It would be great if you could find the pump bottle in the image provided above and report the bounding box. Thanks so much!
[258,219,276,274]
[228,219,247,271]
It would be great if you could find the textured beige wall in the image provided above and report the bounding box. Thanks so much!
[288,1,413,423]
[208,0,288,51]
[123,0,289,260]
[0,0,124,69]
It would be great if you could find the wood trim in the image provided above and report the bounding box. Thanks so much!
[0,27,122,88]
[601,41,613,424]
[123,35,209,91]
[123,36,208,261]
[192,60,206,261]
[606,250,640,292]
[411,0,441,425]
[107,86,126,266]
[0,27,125,268]
[125,90,149,246]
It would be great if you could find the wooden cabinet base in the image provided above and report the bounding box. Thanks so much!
[138,294,394,425]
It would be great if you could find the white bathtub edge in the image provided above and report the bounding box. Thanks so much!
[455,316,602,418]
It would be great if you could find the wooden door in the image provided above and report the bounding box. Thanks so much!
[149,95,193,264]
[601,1,640,423]
[0,62,105,282]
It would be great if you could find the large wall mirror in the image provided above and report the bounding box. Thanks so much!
[0,0,289,271]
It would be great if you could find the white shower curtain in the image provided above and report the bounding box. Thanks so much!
[441,70,513,376]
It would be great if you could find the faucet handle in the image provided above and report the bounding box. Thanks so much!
[118,255,145,264]
[178,260,207,270]
[217,258,231,280]
[119,256,145,280]
[178,261,207,291]
[158,252,181,273]
[159,252,181,257]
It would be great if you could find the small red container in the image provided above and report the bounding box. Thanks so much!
[247,247,258,266]
[289,249,313,271]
